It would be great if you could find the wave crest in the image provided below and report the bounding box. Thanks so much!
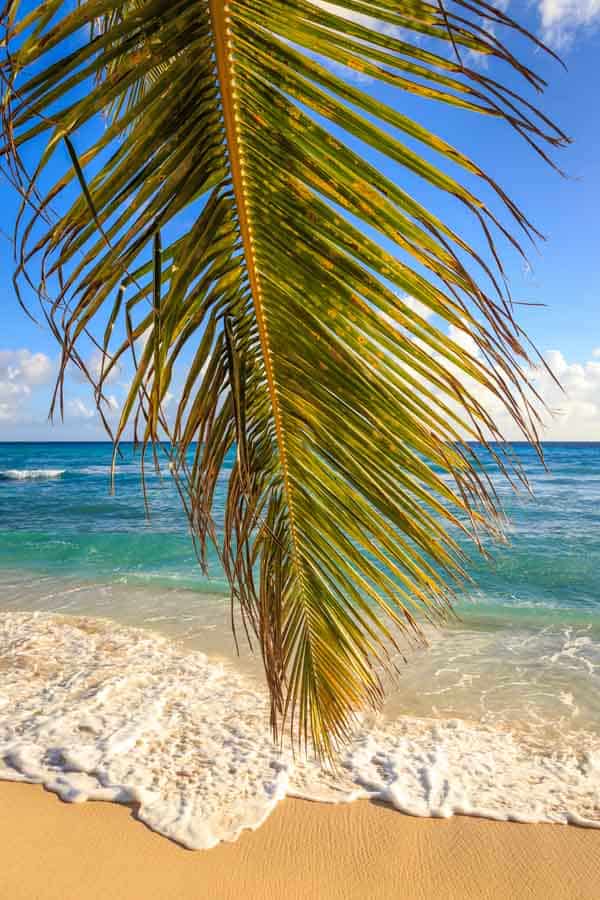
[0,469,65,481]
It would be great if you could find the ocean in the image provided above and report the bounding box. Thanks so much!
[1,441,599,848]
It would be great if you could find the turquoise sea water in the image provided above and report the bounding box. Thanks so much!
[0,441,229,592]
[1,441,599,844]
[1,439,599,719]
[1,441,599,614]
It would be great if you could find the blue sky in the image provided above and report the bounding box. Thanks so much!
[1,0,599,440]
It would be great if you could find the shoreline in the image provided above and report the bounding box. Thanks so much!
[2,782,600,900]
[2,609,600,848]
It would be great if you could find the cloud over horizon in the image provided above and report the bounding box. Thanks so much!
[0,349,54,424]
[1,335,599,442]
[471,348,600,442]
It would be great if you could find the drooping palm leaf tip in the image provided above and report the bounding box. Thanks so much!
[1,0,567,756]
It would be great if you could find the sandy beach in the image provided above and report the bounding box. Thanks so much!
[1,782,599,900]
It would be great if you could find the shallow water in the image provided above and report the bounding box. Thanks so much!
[0,442,599,845]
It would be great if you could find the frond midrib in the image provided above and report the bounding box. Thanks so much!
[208,0,305,586]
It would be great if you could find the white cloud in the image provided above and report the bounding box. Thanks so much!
[449,339,600,441]
[388,312,600,441]
[0,349,53,386]
[71,349,121,385]
[0,345,128,437]
[477,0,600,50]
[312,0,599,59]
[318,56,373,85]
[0,345,137,439]
[0,380,28,422]
[307,1,407,83]
[68,390,122,421]
[0,349,54,423]
[311,1,401,37]
[103,393,120,412]
[463,0,512,68]
[538,0,600,46]
[448,322,480,359]
[380,294,435,330]
[454,0,599,51]
[67,397,95,420]
[2,329,599,441]
[402,296,435,320]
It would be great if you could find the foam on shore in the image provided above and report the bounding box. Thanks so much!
[1,612,599,850]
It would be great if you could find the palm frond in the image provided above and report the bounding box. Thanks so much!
[0,0,567,756]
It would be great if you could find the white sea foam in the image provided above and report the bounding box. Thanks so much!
[1,612,599,850]
[0,465,147,479]
[75,464,146,475]
[0,469,65,480]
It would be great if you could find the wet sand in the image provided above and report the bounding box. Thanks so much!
[1,781,599,899]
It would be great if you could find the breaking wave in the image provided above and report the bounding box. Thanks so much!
[1,612,599,850]
[0,469,65,481]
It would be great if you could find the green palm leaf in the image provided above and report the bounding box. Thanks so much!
[0,0,566,756]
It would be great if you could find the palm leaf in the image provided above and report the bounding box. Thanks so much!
[0,0,567,757]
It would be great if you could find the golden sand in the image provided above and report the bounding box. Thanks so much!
[1,782,599,899]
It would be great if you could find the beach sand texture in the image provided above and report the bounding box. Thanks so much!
[1,782,599,900]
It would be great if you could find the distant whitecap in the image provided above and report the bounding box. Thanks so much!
[0,468,65,481]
